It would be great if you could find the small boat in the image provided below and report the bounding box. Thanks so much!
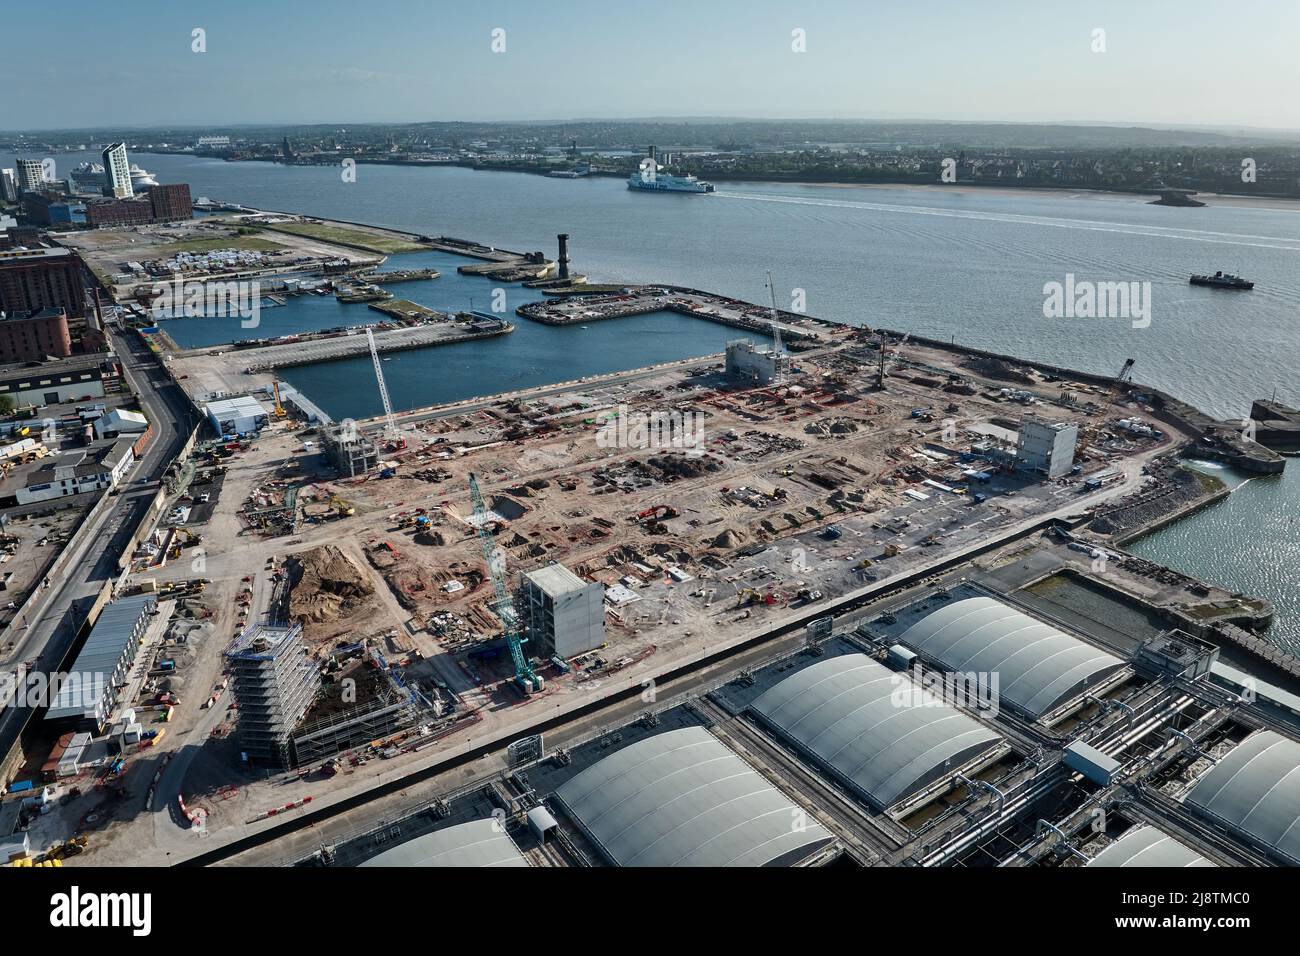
[1190,271,1254,290]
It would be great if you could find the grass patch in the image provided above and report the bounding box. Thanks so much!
[162,235,285,254]
[266,222,426,254]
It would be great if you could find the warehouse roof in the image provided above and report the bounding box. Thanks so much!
[204,394,266,421]
[554,726,833,867]
[750,653,1003,808]
[1087,826,1216,868]
[358,819,528,868]
[1184,730,1300,865]
[896,596,1125,719]
[47,594,155,719]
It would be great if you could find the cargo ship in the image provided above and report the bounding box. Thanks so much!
[1190,271,1254,290]
[627,150,714,194]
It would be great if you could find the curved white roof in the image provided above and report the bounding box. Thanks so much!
[1087,826,1216,868]
[554,726,833,867]
[896,596,1125,718]
[1184,730,1300,865]
[751,654,1003,808]
[358,819,528,868]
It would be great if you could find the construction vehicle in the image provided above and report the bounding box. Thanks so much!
[272,379,287,419]
[329,494,355,517]
[468,473,539,695]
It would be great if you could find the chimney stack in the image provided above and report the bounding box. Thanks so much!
[557,234,570,280]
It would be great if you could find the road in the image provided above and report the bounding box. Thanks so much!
[0,323,199,771]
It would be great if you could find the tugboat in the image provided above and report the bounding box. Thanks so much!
[1190,271,1254,290]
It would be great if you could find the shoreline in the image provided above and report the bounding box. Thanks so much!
[136,149,1300,211]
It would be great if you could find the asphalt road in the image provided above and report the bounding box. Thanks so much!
[0,324,199,769]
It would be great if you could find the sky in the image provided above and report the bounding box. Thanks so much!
[5,0,1299,131]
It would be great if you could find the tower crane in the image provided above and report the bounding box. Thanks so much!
[468,473,538,695]
[366,327,406,451]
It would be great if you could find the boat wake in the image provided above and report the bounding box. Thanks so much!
[714,191,1300,252]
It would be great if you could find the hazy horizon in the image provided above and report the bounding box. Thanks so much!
[8,0,1299,131]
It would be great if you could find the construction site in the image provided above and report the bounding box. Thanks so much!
[8,208,1294,872]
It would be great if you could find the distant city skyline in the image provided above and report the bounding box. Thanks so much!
[7,0,1300,131]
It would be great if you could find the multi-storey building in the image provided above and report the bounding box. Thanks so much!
[101,142,133,198]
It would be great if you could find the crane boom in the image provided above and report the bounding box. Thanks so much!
[366,328,401,443]
[468,473,536,692]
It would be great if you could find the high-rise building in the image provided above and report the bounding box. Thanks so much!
[0,169,17,202]
[15,159,45,195]
[101,142,133,198]
[0,247,87,320]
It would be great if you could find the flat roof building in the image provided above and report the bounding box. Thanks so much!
[553,725,834,866]
[46,594,157,729]
[1018,416,1078,479]
[0,307,71,363]
[896,596,1126,721]
[205,394,268,436]
[1183,730,1300,865]
[750,653,1005,810]
[358,819,528,868]
[0,247,87,320]
[520,563,604,659]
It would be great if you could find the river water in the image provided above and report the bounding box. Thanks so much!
[49,150,1299,649]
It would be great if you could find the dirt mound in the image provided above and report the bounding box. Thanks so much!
[287,545,375,624]
[415,529,445,546]
[710,527,747,549]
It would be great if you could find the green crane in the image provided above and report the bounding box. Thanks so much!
[467,473,538,694]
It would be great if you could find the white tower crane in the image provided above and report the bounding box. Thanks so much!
[366,327,405,449]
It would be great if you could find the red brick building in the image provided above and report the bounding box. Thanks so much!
[0,247,87,319]
[148,183,193,222]
[0,308,72,363]
[84,197,152,228]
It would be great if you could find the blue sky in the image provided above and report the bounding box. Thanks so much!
[6,0,1299,130]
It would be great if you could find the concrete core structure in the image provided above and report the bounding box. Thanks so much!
[520,563,605,659]
[725,338,788,385]
[1017,416,1078,478]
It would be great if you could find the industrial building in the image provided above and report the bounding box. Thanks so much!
[46,594,157,729]
[0,247,88,321]
[358,818,528,868]
[0,354,118,408]
[0,307,72,363]
[225,623,321,768]
[92,408,148,439]
[894,595,1127,722]
[204,394,268,436]
[553,725,834,866]
[1017,416,1079,478]
[1085,826,1216,868]
[520,563,605,659]
[1182,730,1300,865]
[750,653,1006,811]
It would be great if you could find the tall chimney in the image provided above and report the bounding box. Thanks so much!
[557,233,570,280]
